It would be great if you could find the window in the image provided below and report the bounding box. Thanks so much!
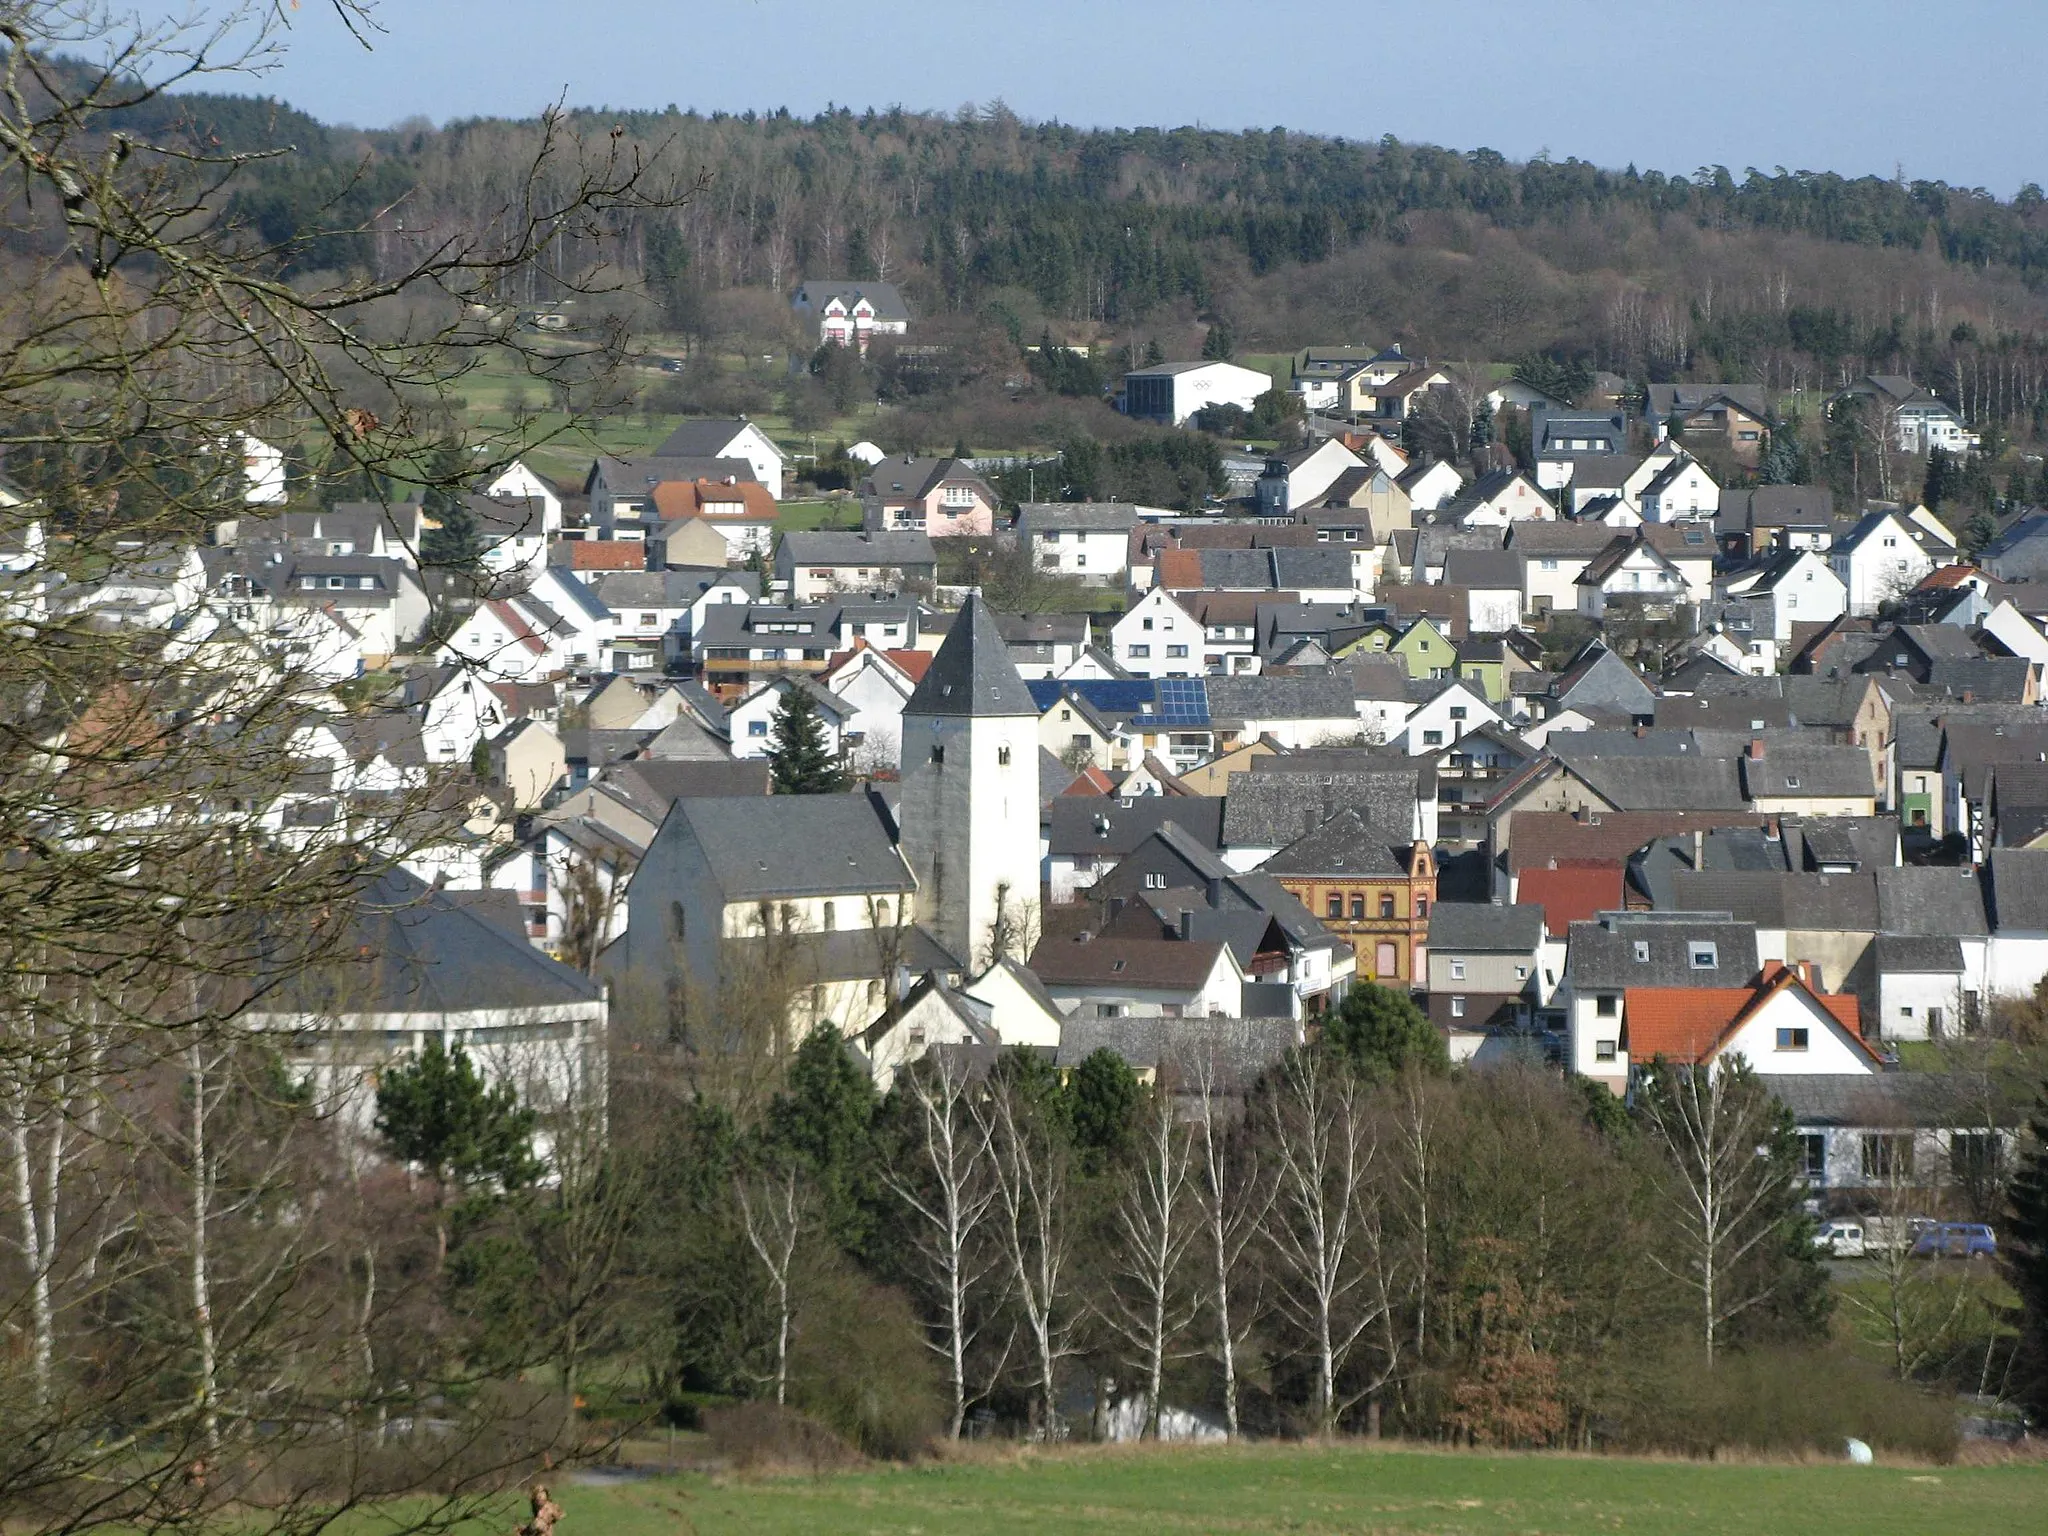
[1784,775,1801,789]
[1128,644,1151,658]
[1423,730,1444,746]
[1060,708,1072,721]
[1515,964,1530,980]
[997,746,1012,765]
[821,901,835,932]
[1349,896,1365,920]
[1097,1003,1126,1019]
[1380,894,1396,919]
[748,720,768,737]
[1449,706,1467,721]
[1952,1131,1999,1186]
[1143,872,1166,889]
[670,901,687,940]
[639,612,659,627]
[1775,1026,1809,1051]
[1142,618,1155,630]
[1633,941,1651,963]
[1416,896,1429,918]
[1596,994,1618,1017]
[1595,1040,1617,1062]
[1541,557,1558,570]
[1927,1006,1944,1032]
[1899,1005,1914,1019]
[1861,1133,1914,1180]
[1166,644,1189,658]
[1376,940,1398,976]
[1450,996,1466,1018]
[930,744,944,764]
[1450,959,1467,980]
[1690,942,1718,970]
[1327,896,1343,919]
[1799,1133,1826,1180]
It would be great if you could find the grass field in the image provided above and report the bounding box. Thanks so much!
[497,1442,2047,1535]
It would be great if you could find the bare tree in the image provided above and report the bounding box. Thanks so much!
[734,1164,808,1406]
[1262,1051,1397,1436]
[1634,1061,1802,1366]
[1189,1047,1270,1440]
[882,1051,1002,1439]
[1100,1085,1199,1438]
[977,1068,1078,1438]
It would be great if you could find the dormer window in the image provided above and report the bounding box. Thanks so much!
[1690,943,1718,970]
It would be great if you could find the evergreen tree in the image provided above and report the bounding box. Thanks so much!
[1758,429,1807,485]
[1922,445,1959,511]
[765,685,850,794]
[1320,980,1449,1081]
[375,1038,543,1194]
[765,1024,881,1254]
[2007,1085,2048,1413]
[1963,509,1998,559]
[1063,1047,1140,1175]
[1142,337,1166,367]
[1200,321,1234,361]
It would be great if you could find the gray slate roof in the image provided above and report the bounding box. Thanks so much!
[1565,913,1759,989]
[1738,744,1877,800]
[1261,807,1408,878]
[1874,866,1988,936]
[663,793,913,900]
[1017,502,1139,534]
[1047,796,1226,857]
[1223,766,1423,849]
[1872,933,1966,974]
[1427,902,1544,952]
[779,529,937,565]
[903,593,1039,717]
[1988,847,2048,931]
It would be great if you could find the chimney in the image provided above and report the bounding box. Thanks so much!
[1748,737,1765,760]
[1178,909,1195,941]
[1691,828,1704,869]
[1207,875,1224,907]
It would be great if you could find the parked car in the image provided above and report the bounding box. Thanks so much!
[1812,1219,1865,1258]
[1912,1222,1997,1260]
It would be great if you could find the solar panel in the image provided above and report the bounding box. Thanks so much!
[1155,677,1210,726]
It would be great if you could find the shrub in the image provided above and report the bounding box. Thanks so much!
[701,1402,863,1473]
[788,1271,944,1459]
[1611,1343,1958,1462]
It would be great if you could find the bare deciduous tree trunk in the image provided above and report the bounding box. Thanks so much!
[736,1167,806,1406]
[979,1076,1075,1438]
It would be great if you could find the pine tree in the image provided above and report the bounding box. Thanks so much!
[765,685,849,794]
[1142,337,1166,367]
[1922,445,1958,511]
[2007,1087,2048,1414]
[1758,429,1807,485]
[1200,321,1234,361]
[1321,980,1449,1081]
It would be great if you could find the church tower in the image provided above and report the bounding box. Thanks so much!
[897,593,1043,972]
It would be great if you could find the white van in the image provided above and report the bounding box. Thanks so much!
[1813,1219,1866,1258]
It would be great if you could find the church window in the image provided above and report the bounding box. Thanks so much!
[930,744,944,764]
[998,746,1011,765]
[822,901,835,931]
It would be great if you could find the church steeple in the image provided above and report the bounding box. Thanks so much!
[904,592,1039,719]
[896,591,1042,972]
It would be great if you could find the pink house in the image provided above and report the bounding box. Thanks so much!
[859,455,998,537]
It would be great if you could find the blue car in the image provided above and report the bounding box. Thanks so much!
[1912,1222,1997,1260]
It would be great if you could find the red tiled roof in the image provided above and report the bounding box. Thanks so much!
[566,540,647,571]
[1625,967,1875,1066]
[1517,864,1625,937]
[652,478,778,522]
[1507,810,1769,874]
[1060,765,1116,796]
[488,599,547,656]
[1918,563,1983,591]
[1156,549,1204,590]
[885,649,932,682]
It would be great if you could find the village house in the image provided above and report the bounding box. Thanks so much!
[858,455,999,537]
[792,280,911,352]
[1018,502,1139,583]
[1263,810,1435,988]
[774,530,938,601]
[1121,359,1275,426]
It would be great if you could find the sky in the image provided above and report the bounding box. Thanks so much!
[182,0,2048,194]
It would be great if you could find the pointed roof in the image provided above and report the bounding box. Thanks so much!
[903,593,1039,718]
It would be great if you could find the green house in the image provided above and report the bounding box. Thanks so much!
[1389,616,1454,680]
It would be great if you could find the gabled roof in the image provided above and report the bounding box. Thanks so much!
[1427,902,1543,952]
[1025,934,1229,990]
[1261,807,1409,879]
[903,593,1039,718]
[1517,865,1625,937]
[1623,965,1871,1066]
[656,792,912,901]
[653,419,764,459]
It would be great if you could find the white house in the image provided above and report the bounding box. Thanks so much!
[1635,454,1720,523]
[652,418,788,501]
[1981,600,2048,666]
[524,565,617,671]
[436,597,562,682]
[1575,533,1695,624]
[470,494,553,578]
[825,644,919,772]
[1018,503,1137,584]
[1723,548,1847,642]
[483,457,564,529]
[1620,966,1881,1080]
[1388,678,1500,756]
[1399,460,1465,513]
[1254,439,1366,517]
[233,433,288,505]
[1443,469,1553,529]
[728,676,853,761]
[1122,360,1274,426]
[419,667,515,763]
[1831,509,1936,616]
[792,280,910,353]
[1111,587,1202,678]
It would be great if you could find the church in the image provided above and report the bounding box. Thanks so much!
[613,593,1049,1046]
